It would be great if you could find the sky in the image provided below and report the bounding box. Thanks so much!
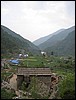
[1,1,75,42]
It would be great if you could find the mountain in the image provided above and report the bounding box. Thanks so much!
[33,29,65,46]
[45,30,75,56]
[1,25,41,58]
[38,26,75,50]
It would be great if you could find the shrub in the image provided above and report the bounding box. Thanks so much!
[1,88,16,99]
[58,73,75,99]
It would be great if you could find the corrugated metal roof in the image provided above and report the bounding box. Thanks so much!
[17,68,52,75]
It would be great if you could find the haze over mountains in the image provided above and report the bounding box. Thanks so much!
[1,25,75,57]
[45,30,75,56]
[38,26,75,56]
[33,29,65,46]
[37,26,75,50]
[1,25,41,57]
[34,26,75,56]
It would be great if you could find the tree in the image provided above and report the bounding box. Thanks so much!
[58,73,75,99]
[51,51,54,55]
[1,88,16,99]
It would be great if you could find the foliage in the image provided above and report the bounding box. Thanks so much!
[1,71,12,81]
[58,73,75,99]
[45,30,75,57]
[27,77,42,99]
[1,25,40,58]
[51,51,54,55]
[1,88,16,99]
[1,55,75,99]
[20,81,27,91]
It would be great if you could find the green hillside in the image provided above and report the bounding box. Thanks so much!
[38,26,75,50]
[45,30,75,56]
[1,25,41,58]
[33,29,65,46]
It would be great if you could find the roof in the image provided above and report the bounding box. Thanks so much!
[17,68,52,76]
[10,59,19,64]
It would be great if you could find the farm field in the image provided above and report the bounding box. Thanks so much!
[1,55,75,99]
[18,55,75,73]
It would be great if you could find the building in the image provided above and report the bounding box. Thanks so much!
[17,68,52,89]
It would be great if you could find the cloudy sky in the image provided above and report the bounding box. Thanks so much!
[1,1,75,42]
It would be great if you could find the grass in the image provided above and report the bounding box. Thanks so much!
[24,59,37,61]
[1,55,75,99]
[1,71,12,81]
[1,88,16,99]
[18,56,75,71]
[1,55,75,80]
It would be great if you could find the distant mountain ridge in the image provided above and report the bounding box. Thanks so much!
[1,25,75,58]
[45,30,75,56]
[1,25,41,58]
[33,29,65,46]
[38,26,75,50]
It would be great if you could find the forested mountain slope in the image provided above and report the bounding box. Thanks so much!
[33,29,65,46]
[45,30,75,56]
[1,25,41,57]
[38,26,75,50]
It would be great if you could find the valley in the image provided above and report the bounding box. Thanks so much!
[1,55,75,99]
[1,25,75,99]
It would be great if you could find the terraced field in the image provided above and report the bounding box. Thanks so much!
[1,55,75,99]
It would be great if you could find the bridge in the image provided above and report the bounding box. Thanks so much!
[17,68,52,89]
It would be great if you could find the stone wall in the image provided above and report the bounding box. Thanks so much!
[36,75,51,88]
[17,75,51,89]
[29,75,51,88]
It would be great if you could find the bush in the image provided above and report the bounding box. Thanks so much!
[31,91,42,99]
[62,90,75,99]
[1,88,16,99]
[20,81,27,91]
[58,73,75,99]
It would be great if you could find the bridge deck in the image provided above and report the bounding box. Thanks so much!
[17,68,52,76]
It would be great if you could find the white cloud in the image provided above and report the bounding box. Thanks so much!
[1,1,75,42]
[1,8,9,15]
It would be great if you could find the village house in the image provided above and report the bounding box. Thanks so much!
[18,54,28,59]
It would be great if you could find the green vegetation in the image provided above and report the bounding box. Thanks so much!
[1,71,12,81]
[1,88,16,99]
[28,77,42,99]
[33,29,65,46]
[18,55,75,99]
[20,56,46,67]
[1,25,75,99]
[1,55,75,99]
[37,26,75,57]
[27,77,49,99]
[20,81,27,91]
[1,25,40,58]
[45,30,75,57]
[58,73,75,99]
[18,56,75,72]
